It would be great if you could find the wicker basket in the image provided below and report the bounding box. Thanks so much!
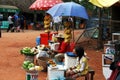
[36,57,50,72]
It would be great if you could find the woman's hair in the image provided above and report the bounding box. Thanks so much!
[75,46,84,59]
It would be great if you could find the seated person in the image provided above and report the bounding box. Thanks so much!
[50,33,71,63]
[65,46,89,79]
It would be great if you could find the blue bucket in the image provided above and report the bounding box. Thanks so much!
[36,36,40,46]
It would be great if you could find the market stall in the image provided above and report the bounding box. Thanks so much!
[20,47,44,80]
[0,5,20,29]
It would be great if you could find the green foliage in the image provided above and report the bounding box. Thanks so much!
[62,0,95,12]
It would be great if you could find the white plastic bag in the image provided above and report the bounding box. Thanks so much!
[36,50,49,59]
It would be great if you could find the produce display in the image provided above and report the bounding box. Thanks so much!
[44,13,51,33]
[47,59,57,67]
[64,21,72,43]
[20,47,38,56]
[22,60,43,71]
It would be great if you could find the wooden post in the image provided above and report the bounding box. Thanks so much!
[97,8,103,49]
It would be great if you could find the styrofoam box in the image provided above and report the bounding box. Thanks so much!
[47,65,65,80]
[64,54,77,69]
[49,42,60,50]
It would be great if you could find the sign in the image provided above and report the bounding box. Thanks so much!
[0,8,19,13]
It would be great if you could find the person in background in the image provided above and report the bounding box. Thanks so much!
[19,13,25,32]
[7,15,14,32]
[13,13,20,32]
[65,46,89,79]
[79,19,86,29]
[53,16,61,32]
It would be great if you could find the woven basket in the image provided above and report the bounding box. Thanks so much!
[36,57,50,72]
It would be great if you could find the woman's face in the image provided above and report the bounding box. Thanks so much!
[73,48,76,54]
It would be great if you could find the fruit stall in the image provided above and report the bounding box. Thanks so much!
[20,47,44,80]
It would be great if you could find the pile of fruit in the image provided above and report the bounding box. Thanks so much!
[44,13,51,33]
[64,21,72,43]
[22,60,43,71]
[20,47,38,56]
[47,59,57,67]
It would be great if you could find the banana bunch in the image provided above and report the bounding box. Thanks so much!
[44,14,51,33]
[64,21,71,27]
[64,28,72,43]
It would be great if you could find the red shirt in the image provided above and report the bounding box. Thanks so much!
[57,41,70,53]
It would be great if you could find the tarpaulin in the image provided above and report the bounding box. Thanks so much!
[89,0,119,8]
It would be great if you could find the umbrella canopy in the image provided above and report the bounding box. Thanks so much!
[29,0,62,10]
[47,2,88,19]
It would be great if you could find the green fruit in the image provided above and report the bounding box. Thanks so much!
[22,64,28,70]
[23,61,31,66]
[28,63,34,69]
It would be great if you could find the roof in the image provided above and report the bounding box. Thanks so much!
[0,5,19,9]
[0,5,20,12]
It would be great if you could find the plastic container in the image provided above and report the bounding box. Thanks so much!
[40,33,52,45]
[36,36,40,46]
[26,70,38,80]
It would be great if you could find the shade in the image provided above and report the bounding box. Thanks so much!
[47,2,88,19]
[89,0,119,8]
[0,5,20,13]
[29,0,62,10]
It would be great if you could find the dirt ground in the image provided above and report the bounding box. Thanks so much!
[0,30,106,80]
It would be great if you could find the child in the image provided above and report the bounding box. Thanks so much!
[65,46,89,79]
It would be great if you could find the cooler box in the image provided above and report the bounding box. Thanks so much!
[47,65,65,80]
[64,52,77,69]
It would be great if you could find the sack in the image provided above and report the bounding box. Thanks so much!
[36,50,49,59]
[37,57,50,72]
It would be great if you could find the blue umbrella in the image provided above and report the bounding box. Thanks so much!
[47,2,88,19]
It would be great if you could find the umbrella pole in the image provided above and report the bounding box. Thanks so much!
[72,17,76,42]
